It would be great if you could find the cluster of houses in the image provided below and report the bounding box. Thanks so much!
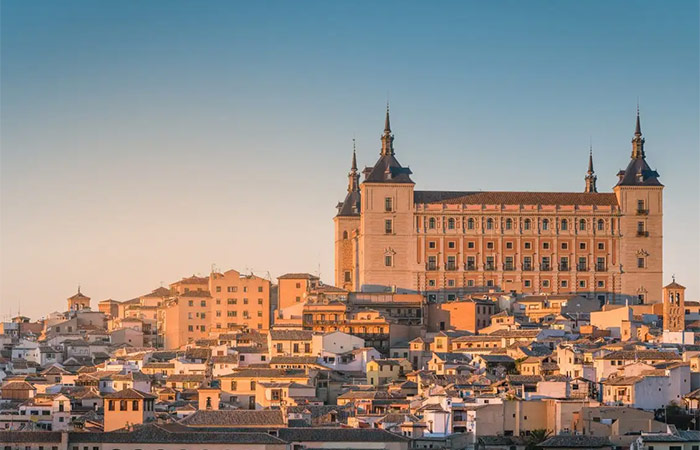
[2,273,700,450]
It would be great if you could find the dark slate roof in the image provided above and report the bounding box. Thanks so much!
[601,350,680,361]
[337,189,362,217]
[414,190,619,206]
[179,410,285,427]
[277,427,410,442]
[538,435,611,448]
[616,157,662,187]
[0,431,62,443]
[69,423,286,444]
[364,154,414,184]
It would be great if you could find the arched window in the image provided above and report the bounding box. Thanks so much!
[579,219,586,231]
[542,219,549,231]
[486,218,494,230]
[505,218,513,230]
[342,231,348,240]
[428,217,436,229]
[561,219,568,231]
[524,219,531,230]
[597,219,604,231]
[448,218,455,230]
[467,218,475,230]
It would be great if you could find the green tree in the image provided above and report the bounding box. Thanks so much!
[525,429,552,450]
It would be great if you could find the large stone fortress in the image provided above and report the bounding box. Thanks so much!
[334,107,663,304]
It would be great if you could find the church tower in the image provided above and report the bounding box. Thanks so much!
[614,108,663,303]
[662,278,686,332]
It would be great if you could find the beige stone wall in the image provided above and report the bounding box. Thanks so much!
[334,216,360,290]
[358,182,417,292]
[615,185,664,303]
[104,398,153,432]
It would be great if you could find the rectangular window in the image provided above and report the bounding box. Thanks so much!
[578,257,587,271]
[598,242,605,250]
[542,280,550,288]
[385,197,393,212]
[385,255,393,267]
[506,241,513,249]
[524,280,531,287]
[467,279,474,287]
[637,257,645,268]
[429,241,436,249]
[486,241,494,250]
[385,219,393,234]
[344,271,351,282]
[466,256,476,270]
[523,256,532,271]
[542,242,550,250]
[597,280,605,288]
[596,257,606,271]
[467,241,475,249]
[561,242,568,250]
[524,242,532,250]
[561,280,568,288]
[560,257,569,271]
[579,280,586,288]
[448,241,456,249]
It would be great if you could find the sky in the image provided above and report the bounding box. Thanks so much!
[1,1,698,319]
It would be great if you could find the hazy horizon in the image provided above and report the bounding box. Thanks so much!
[2,1,699,319]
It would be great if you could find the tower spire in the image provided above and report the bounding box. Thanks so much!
[384,102,391,133]
[348,139,360,192]
[380,103,395,156]
[584,145,598,193]
[631,103,645,159]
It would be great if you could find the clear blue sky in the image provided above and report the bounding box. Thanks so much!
[2,1,698,318]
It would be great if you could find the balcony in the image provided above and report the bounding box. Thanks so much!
[636,230,649,237]
[484,263,496,271]
[426,263,438,271]
[445,262,457,271]
[577,264,588,272]
[559,264,570,272]
[636,209,649,215]
[503,263,515,271]
[596,264,607,272]
[465,263,476,271]
[540,264,552,272]
[522,263,533,271]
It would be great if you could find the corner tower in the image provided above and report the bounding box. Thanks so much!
[584,147,597,193]
[357,105,416,292]
[334,142,362,290]
[614,108,663,303]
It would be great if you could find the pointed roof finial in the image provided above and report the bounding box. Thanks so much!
[384,102,391,133]
[78,285,81,294]
[588,145,594,174]
[635,100,642,137]
[351,138,357,171]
